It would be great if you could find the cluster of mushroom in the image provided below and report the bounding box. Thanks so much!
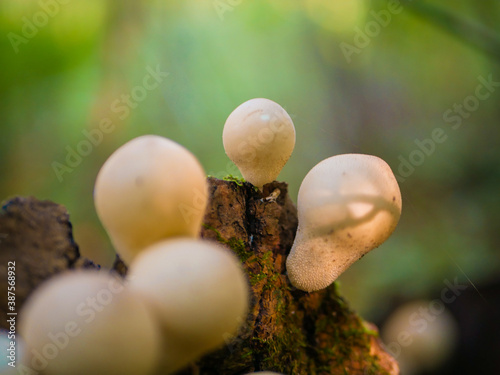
[19,135,249,375]
[18,97,401,374]
[223,98,402,292]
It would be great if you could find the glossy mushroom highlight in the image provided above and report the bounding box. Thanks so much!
[286,154,402,292]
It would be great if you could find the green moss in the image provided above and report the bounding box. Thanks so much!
[228,237,252,261]
[261,250,272,262]
[274,289,286,318]
[203,229,388,373]
[259,321,308,372]
[247,277,307,372]
[202,223,252,262]
[263,273,279,290]
[249,271,267,286]
[202,223,223,239]
[247,250,278,287]
[362,324,379,337]
[241,349,253,359]
[222,174,246,186]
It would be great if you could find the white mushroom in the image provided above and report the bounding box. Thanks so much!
[94,135,208,264]
[19,271,160,375]
[223,98,296,190]
[381,300,458,375]
[286,154,402,292]
[128,238,250,373]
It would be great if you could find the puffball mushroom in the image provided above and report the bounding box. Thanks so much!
[223,98,296,190]
[128,238,250,374]
[381,300,458,375]
[94,135,208,264]
[19,271,160,375]
[286,154,402,292]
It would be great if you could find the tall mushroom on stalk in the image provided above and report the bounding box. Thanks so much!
[94,135,208,264]
[286,154,402,292]
[93,135,250,373]
[223,98,296,191]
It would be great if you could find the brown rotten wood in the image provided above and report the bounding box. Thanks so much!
[0,178,399,375]
[0,197,97,332]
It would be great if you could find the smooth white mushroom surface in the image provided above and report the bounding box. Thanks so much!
[19,271,160,375]
[286,154,402,292]
[128,238,250,374]
[94,135,208,264]
[223,98,296,190]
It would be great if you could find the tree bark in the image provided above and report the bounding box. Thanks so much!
[0,197,97,332]
[0,178,399,375]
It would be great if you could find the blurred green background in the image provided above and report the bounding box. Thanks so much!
[1,0,499,322]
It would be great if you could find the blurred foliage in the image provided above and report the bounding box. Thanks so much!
[1,0,499,319]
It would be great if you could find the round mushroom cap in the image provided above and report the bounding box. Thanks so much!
[128,238,250,373]
[94,135,208,264]
[286,154,402,292]
[381,300,458,375]
[19,271,160,375]
[298,154,401,244]
[223,98,295,189]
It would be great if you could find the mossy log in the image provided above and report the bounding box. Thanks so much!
[0,178,398,375]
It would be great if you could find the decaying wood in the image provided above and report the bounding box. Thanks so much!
[188,178,398,375]
[0,197,97,331]
[0,179,398,375]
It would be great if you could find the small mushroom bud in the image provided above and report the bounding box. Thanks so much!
[223,98,296,190]
[94,135,208,264]
[286,154,402,292]
[19,271,160,375]
[128,238,250,373]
